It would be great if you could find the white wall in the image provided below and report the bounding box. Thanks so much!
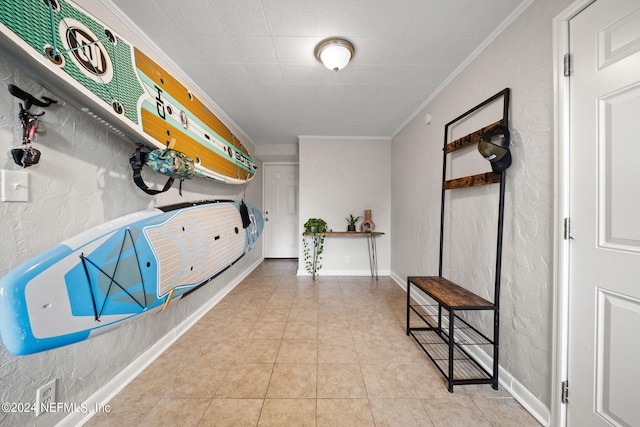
[391,0,573,422]
[0,38,263,427]
[255,143,299,163]
[298,137,390,276]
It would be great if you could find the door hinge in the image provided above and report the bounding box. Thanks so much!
[561,380,569,404]
[564,217,572,240]
[564,53,572,77]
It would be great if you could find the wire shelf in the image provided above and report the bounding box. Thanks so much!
[409,329,493,382]
[409,302,494,346]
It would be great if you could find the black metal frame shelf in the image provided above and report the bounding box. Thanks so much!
[406,88,510,393]
[407,276,497,391]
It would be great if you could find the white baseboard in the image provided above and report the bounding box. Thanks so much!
[58,257,264,427]
[390,270,406,289]
[296,269,390,277]
[390,270,551,426]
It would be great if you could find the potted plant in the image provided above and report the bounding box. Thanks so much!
[345,214,362,232]
[304,217,327,234]
[302,218,327,279]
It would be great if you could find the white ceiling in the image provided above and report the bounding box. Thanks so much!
[109,0,526,145]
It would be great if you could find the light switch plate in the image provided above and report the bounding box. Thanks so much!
[1,170,29,202]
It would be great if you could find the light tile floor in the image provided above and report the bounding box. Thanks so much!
[87,259,541,426]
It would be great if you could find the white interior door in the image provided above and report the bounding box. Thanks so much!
[568,0,640,425]
[263,164,299,258]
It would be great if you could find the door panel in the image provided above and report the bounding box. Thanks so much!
[568,0,640,425]
[595,289,640,425]
[600,87,640,251]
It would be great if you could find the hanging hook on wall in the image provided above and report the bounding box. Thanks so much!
[8,84,57,111]
[7,84,57,167]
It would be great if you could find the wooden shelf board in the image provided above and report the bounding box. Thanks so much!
[303,231,385,237]
[408,276,494,310]
[444,120,503,153]
[444,172,502,190]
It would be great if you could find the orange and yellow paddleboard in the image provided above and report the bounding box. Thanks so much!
[0,0,256,184]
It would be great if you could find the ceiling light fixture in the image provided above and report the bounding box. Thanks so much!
[314,38,355,72]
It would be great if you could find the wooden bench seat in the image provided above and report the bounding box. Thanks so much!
[407,276,494,310]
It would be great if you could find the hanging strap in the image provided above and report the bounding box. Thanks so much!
[240,200,252,229]
[129,147,175,195]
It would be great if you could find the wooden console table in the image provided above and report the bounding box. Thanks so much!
[302,231,384,279]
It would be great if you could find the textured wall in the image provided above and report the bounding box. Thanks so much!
[0,53,262,425]
[391,0,574,414]
[298,137,391,276]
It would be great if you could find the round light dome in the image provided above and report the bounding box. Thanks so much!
[314,38,355,72]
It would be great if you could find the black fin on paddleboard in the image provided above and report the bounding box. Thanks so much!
[8,84,57,110]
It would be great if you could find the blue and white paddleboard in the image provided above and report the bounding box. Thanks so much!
[0,200,263,356]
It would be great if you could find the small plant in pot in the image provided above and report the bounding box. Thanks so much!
[304,218,327,234]
[302,218,327,279]
[345,214,362,232]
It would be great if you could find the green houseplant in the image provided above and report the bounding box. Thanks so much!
[345,214,362,232]
[302,218,327,279]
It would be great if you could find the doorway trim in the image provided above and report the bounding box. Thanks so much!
[551,2,596,427]
[262,161,300,259]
